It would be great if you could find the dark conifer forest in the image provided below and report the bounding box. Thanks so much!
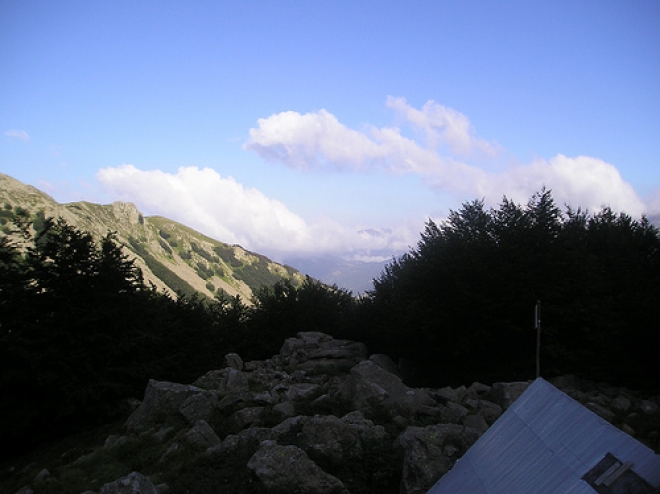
[360,189,660,389]
[1,189,659,458]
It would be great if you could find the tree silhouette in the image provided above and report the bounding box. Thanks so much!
[365,189,660,389]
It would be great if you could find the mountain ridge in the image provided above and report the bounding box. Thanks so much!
[0,172,304,301]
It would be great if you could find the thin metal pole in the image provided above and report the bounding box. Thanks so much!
[535,300,541,378]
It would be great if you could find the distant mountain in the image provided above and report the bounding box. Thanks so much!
[284,255,389,294]
[0,173,304,301]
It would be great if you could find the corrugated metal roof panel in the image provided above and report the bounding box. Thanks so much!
[427,378,660,494]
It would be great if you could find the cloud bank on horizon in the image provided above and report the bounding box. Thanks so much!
[97,163,419,261]
[98,97,651,261]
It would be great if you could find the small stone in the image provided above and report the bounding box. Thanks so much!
[638,400,659,415]
[610,395,631,414]
[586,402,615,422]
[99,471,158,494]
[621,423,636,437]
[468,382,492,396]
[489,382,530,410]
[224,353,244,370]
[463,414,489,435]
[34,469,50,481]
[153,427,174,442]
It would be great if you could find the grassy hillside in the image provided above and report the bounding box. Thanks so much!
[0,173,304,300]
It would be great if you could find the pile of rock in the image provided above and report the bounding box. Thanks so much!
[550,374,660,442]
[14,331,660,494]
[98,332,516,493]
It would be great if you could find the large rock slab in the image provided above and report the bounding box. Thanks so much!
[179,391,219,424]
[160,420,221,463]
[395,424,479,494]
[124,380,203,433]
[488,381,531,410]
[340,360,436,417]
[307,339,368,361]
[181,420,221,449]
[368,353,400,375]
[298,413,386,463]
[279,332,367,375]
[247,441,348,494]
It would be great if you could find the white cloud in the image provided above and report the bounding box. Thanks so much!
[96,165,419,259]
[385,96,501,158]
[245,98,648,217]
[4,129,30,142]
[97,100,651,264]
[245,109,384,171]
[244,104,476,180]
[485,155,646,216]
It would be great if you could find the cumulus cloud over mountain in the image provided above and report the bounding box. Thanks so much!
[97,165,419,260]
[246,97,647,217]
[98,98,652,262]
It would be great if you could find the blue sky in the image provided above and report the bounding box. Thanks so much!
[2,1,659,263]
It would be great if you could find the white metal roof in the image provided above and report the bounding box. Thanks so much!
[427,378,660,494]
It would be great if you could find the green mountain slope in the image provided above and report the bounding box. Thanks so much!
[0,173,304,300]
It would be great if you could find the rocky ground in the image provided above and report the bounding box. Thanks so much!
[6,331,660,494]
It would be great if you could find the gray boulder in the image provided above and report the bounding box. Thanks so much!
[217,390,253,411]
[462,414,489,435]
[179,391,219,424]
[285,383,321,402]
[432,386,459,404]
[307,339,368,361]
[368,353,400,375]
[586,402,616,422]
[34,469,50,482]
[99,471,158,494]
[279,337,306,361]
[124,380,202,433]
[488,381,531,410]
[224,368,250,393]
[273,401,296,418]
[438,402,469,423]
[610,395,632,414]
[341,360,436,417]
[638,399,660,415]
[476,399,503,425]
[467,381,491,397]
[247,441,348,494]
[296,331,334,346]
[209,426,275,458]
[297,413,386,463]
[279,331,367,375]
[160,420,221,463]
[223,352,244,370]
[181,420,221,449]
[232,406,264,429]
[280,332,333,362]
[395,424,479,494]
[192,369,227,390]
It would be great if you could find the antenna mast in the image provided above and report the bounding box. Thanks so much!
[535,300,541,378]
